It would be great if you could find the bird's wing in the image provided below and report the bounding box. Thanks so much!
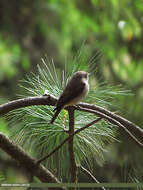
[56,80,85,109]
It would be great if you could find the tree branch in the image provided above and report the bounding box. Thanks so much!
[76,106,143,148]
[0,132,65,190]
[68,107,77,186]
[0,95,56,115]
[0,95,143,146]
[78,103,143,144]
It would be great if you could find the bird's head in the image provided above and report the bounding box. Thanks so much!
[73,71,89,81]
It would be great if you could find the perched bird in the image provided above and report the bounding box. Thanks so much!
[50,71,89,124]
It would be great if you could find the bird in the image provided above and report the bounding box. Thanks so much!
[50,71,89,124]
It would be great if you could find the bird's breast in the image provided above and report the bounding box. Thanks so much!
[67,81,89,106]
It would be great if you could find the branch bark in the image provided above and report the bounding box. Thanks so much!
[68,107,77,186]
[0,132,65,190]
[0,95,56,115]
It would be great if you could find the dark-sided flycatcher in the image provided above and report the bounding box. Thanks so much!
[50,71,89,124]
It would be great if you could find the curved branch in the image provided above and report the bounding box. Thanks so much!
[0,132,65,190]
[78,103,143,144]
[76,106,143,147]
[0,95,143,146]
[0,95,57,115]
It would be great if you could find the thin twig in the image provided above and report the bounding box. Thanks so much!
[37,117,102,164]
[68,107,77,186]
[80,166,106,190]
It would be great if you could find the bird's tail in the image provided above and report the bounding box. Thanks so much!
[50,107,62,124]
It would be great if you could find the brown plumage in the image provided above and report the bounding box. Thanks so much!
[50,71,89,124]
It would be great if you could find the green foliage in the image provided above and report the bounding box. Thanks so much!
[8,55,131,180]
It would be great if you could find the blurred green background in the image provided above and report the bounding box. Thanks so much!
[0,0,143,186]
